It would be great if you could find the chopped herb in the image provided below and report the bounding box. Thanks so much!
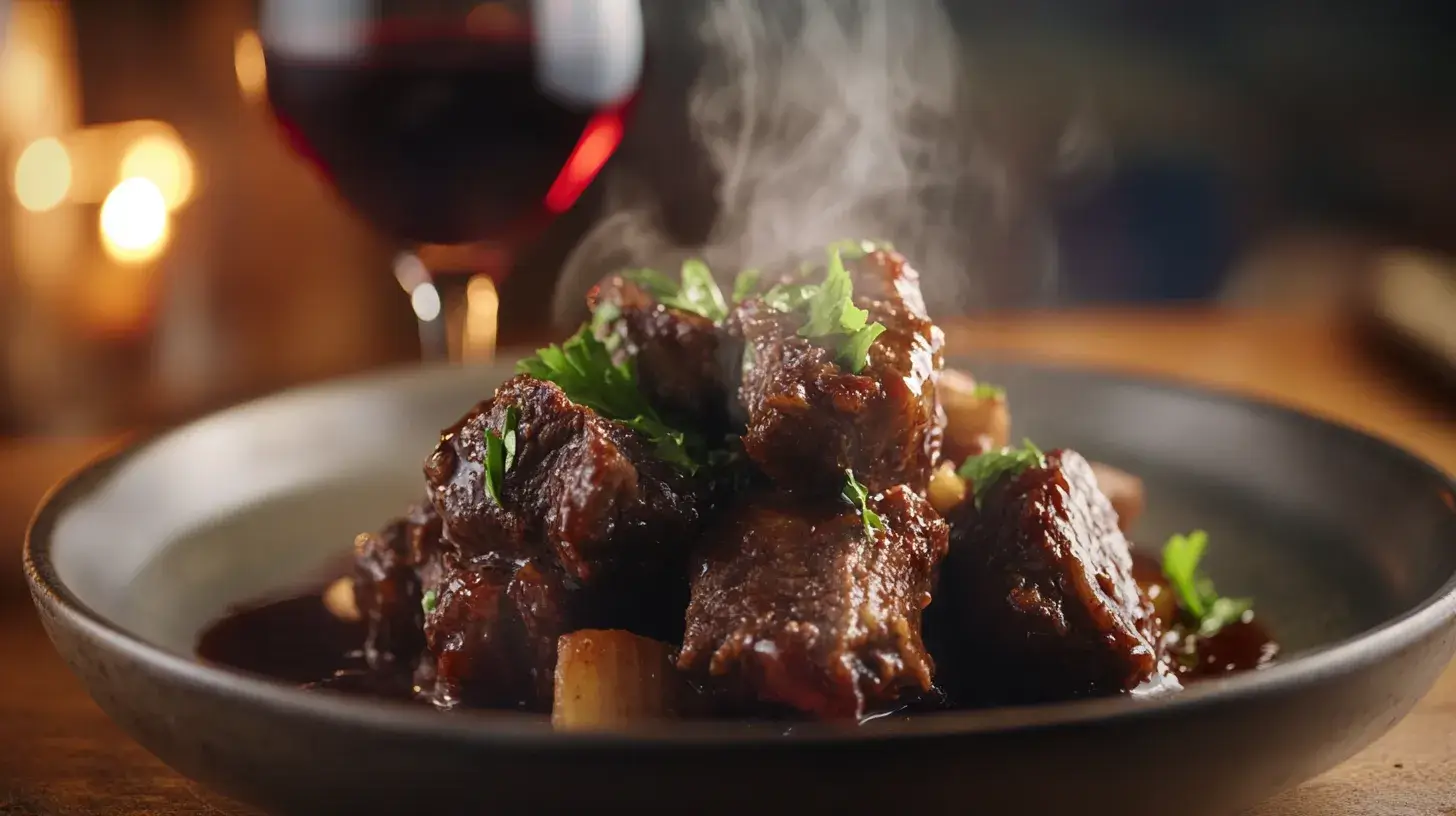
[798,248,868,338]
[762,283,818,313]
[1161,530,1254,637]
[676,259,729,322]
[624,261,728,322]
[421,589,438,614]
[826,238,894,259]
[590,300,622,338]
[957,439,1046,505]
[761,245,889,371]
[838,323,887,373]
[483,404,519,506]
[517,326,696,471]
[841,469,884,536]
[732,268,762,304]
[972,382,1006,401]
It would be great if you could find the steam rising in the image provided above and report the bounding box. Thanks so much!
[552,0,1053,326]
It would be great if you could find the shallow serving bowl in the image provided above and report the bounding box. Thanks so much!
[24,359,1456,816]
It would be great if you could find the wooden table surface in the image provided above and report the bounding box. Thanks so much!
[1,310,1453,815]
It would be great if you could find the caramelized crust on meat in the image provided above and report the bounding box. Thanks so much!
[732,249,945,495]
[424,375,705,586]
[590,274,737,433]
[678,486,949,719]
[352,502,446,670]
[424,558,571,711]
[947,449,1163,702]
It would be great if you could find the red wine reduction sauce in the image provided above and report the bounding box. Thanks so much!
[198,554,1277,708]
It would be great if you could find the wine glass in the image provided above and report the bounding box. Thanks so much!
[258,0,644,361]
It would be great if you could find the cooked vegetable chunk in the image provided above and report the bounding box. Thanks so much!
[553,629,683,729]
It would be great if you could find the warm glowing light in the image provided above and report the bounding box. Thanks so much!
[543,110,625,213]
[99,178,170,264]
[462,275,500,361]
[234,29,267,100]
[13,137,72,212]
[0,46,52,132]
[394,252,430,292]
[411,283,442,322]
[119,133,195,210]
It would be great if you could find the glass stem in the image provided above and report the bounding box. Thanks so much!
[406,243,506,364]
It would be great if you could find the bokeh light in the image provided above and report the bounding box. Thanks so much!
[119,132,195,211]
[13,137,72,212]
[99,177,170,264]
[234,29,267,100]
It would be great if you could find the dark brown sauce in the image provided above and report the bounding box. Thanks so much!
[198,555,1279,713]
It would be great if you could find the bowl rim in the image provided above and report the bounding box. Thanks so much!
[22,359,1456,747]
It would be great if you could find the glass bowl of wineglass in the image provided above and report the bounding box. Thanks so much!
[259,0,643,360]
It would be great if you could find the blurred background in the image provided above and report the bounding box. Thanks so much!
[1,0,1454,438]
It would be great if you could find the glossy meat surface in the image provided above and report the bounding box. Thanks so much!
[590,274,736,432]
[678,486,949,719]
[351,502,445,670]
[424,558,571,710]
[424,375,706,586]
[946,449,1163,702]
[732,249,945,494]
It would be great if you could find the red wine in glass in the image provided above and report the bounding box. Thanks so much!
[260,0,642,359]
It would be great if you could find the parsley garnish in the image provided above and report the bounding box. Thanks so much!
[421,589,438,614]
[623,260,728,322]
[957,439,1046,505]
[973,382,1006,400]
[732,268,762,304]
[1161,530,1254,637]
[825,238,894,259]
[517,326,696,471]
[482,405,520,505]
[761,245,888,373]
[841,469,884,536]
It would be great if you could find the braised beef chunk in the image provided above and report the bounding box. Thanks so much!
[352,503,446,670]
[732,248,945,495]
[590,274,736,433]
[678,486,949,719]
[424,374,705,586]
[424,558,571,711]
[947,449,1163,703]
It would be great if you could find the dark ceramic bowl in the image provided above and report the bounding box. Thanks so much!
[25,360,1456,816]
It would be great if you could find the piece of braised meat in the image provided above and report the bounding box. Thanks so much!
[590,274,737,433]
[731,248,945,495]
[678,485,949,720]
[352,502,447,671]
[424,374,706,588]
[946,449,1165,703]
[424,558,572,711]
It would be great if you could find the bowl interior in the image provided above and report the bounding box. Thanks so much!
[42,360,1456,677]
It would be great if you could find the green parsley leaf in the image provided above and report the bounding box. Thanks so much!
[826,238,894,259]
[590,300,622,338]
[1161,529,1254,637]
[421,589,438,614]
[621,268,680,300]
[798,249,867,338]
[956,439,1046,505]
[484,430,506,505]
[838,323,887,374]
[973,382,1006,400]
[762,283,818,313]
[517,326,696,471]
[502,405,519,472]
[624,262,728,322]
[732,268,762,303]
[841,469,884,536]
